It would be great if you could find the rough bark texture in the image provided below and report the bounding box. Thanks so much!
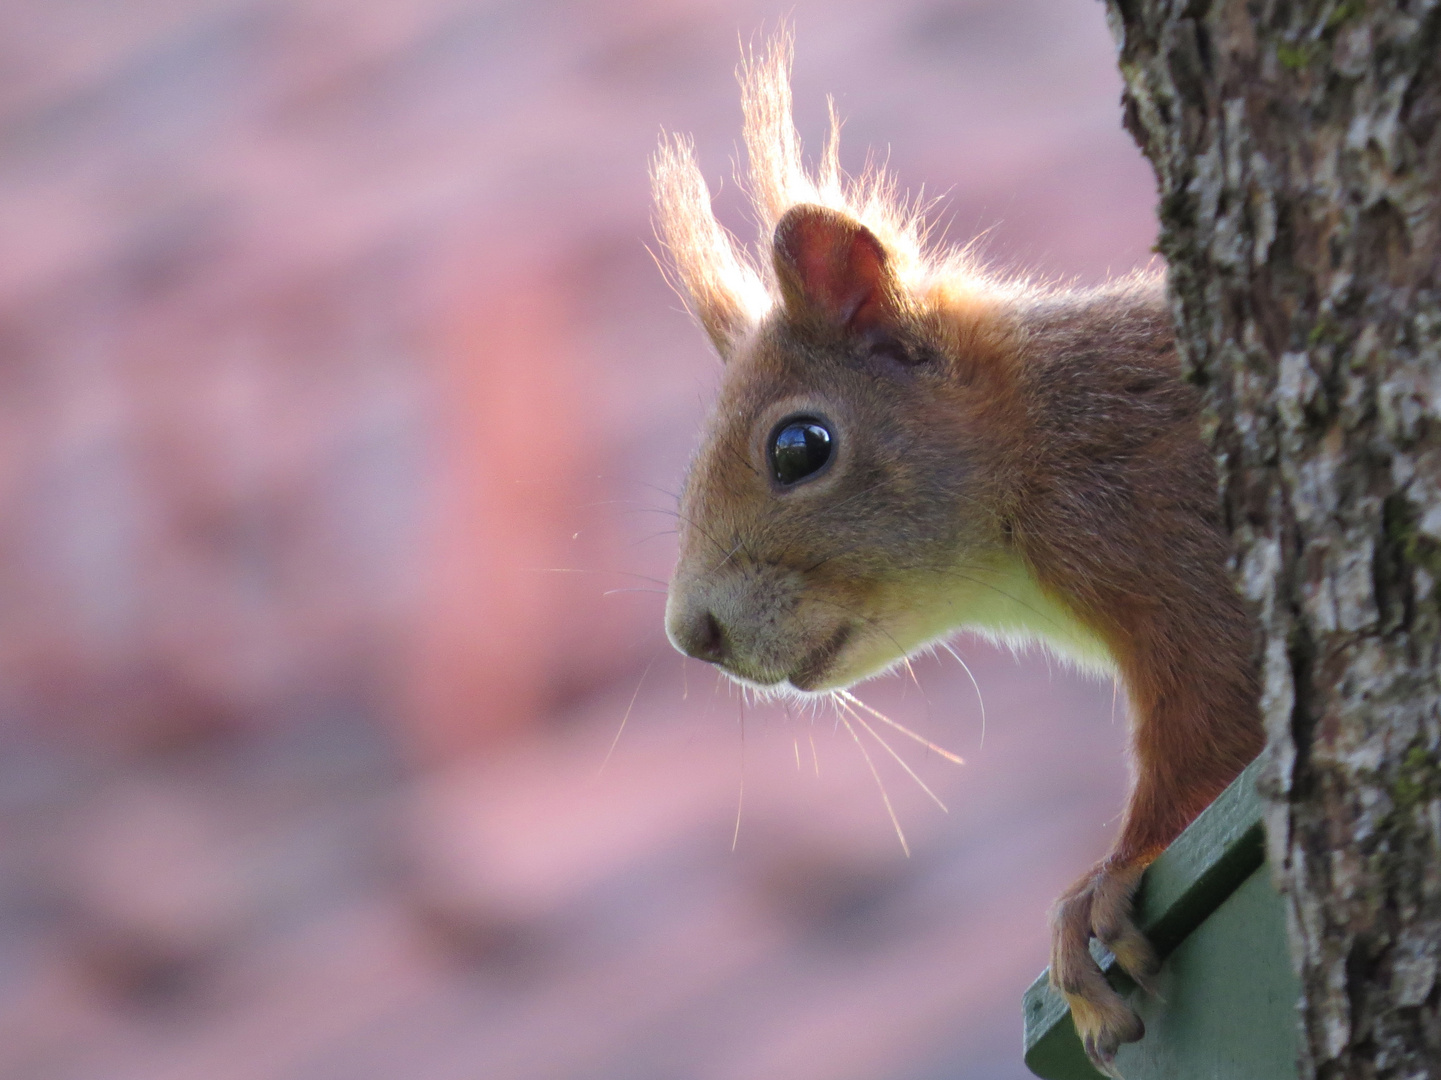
[1102,1,1441,1077]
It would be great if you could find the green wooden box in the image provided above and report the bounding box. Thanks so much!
[1022,760,1301,1079]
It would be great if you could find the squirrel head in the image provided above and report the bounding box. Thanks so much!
[653,33,1022,694]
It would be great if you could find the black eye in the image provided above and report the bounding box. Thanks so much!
[770,418,833,486]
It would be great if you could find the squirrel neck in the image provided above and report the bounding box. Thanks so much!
[929,278,1181,671]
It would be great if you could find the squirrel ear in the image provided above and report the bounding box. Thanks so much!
[772,205,897,334]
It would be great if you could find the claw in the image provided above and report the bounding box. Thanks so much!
[1067,988,1143,1075]
[1082,1032,1127,1079]
[1052,858,1153,1076]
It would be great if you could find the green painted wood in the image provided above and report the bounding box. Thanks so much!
[1022,759,1300,1079]
[1113,867,1301,1078]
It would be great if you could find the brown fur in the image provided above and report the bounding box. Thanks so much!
[653,33,1263,1072]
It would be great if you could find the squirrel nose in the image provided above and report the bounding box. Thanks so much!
[675,610,729,664]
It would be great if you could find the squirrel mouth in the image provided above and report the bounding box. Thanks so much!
[787,624,852,691]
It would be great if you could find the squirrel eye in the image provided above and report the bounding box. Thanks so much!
[770,418,833,486]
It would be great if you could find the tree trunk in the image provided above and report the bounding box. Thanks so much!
[1102,1,1441,1076]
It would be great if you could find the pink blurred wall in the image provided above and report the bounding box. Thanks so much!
[0,3,1160,1078]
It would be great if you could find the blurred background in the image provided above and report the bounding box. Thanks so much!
[0,2,1159,1078]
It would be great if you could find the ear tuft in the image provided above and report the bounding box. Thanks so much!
[651,133,768,360]
[772,205,896,333]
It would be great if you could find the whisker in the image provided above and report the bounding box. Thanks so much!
[664,504,737,562]
[938,639,988,751]
[535,567,670,587]
[708,663,725,717]
[578,497,677,511]
[600,652,660,774]
[602,587,669,596]
[783,704,802,772]
[711,540,745,573]
[615,476,683,503]
[832,702,909,856]
[837,689,964,765]
[733,698,747,852]
[898,652,931,720]
[613,505,684,519]
[834,695,948,813]
[630,529,679,547]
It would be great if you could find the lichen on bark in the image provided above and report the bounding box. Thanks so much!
[1103,0,1441,1076]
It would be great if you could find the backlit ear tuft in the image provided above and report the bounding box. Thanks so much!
[772,204,897,334]
[651,134,768,360]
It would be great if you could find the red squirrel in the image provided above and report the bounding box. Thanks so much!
[652,33,1263,1073]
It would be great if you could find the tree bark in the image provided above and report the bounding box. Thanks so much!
[1102,1,1441,1076]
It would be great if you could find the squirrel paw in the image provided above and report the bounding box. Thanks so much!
[1050,860,1156,1075]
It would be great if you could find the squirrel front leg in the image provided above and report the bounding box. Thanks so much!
[1046,584,1264,1073]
